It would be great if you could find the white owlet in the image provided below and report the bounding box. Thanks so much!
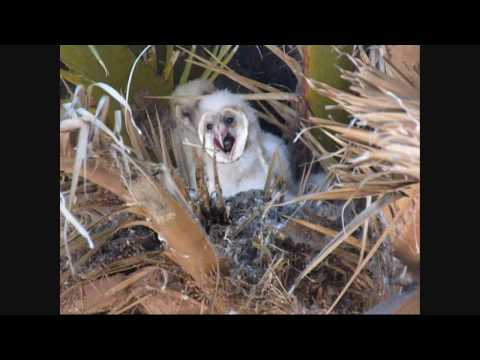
[170,79,216,189]
[196,89,293,198]
[171,79,293,199]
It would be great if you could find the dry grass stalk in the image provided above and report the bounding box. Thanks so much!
[292,46,420,313]
[61,265,207,315]
[326,199,410,313]
[288,192,402,294]
[305,60,419,187]
[60,84,221,297]
[284,216,368,251]
[176,45,297,136]
[194,141,211,214]
[212,150,226,216]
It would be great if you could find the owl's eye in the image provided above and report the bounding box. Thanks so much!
[182,109,191,118]
[224,116,234,125]
[206,123,213,131]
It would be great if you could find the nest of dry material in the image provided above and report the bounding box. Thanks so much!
[60,182,404,314]
[60,45,419,314]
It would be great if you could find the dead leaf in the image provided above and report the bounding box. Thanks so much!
[139,290,203,314]
[385,45,420,86]
[61,274,127,314]
[384,184,420,273]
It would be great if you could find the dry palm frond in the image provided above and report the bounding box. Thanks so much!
[174,45,297,136]
[304,53,420,193]
[303,49,420,287]
[61,263,207,315]
[269,46,420,311]
[60,84,220,299]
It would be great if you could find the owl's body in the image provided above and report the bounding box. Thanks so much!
[197,89,293,198]
[170,80,293,199]
[202,128,291,198]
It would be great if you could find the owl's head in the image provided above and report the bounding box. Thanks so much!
[170,79,216,128]
[197,90,258,163]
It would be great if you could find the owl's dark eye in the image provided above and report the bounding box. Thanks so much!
[206,123,213,131]
[224,116,234,125]
[182,109,191,118]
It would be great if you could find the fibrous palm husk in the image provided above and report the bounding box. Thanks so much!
[298,45,420,313]
[305,53,419,187]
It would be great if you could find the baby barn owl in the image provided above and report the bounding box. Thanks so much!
[196,89,292,198]
[170,80,292,199]
[169,79,216,188]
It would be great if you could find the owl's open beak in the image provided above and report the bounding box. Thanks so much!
[214,131,235,154]
[222,133,235,153]
[198,109,247,163]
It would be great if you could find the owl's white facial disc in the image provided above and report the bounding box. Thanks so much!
[198,108,249,163]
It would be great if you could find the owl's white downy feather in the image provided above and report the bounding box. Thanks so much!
[170,79,215,128]
[171,80,298,199]
[197,89,294,198]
